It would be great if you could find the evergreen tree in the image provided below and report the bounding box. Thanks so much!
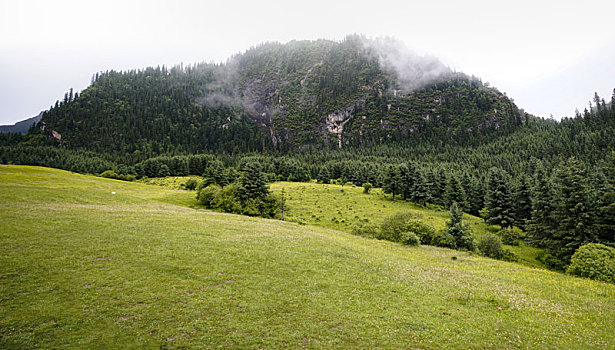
[527,163,557,247]
[317,166,330,184]
[445,202,475,250]
[485,167,514,228]
[410,168,430,206]
[597,151,615,244]
[552,158,596,259]
[398,163,411,200]
[383,165,402,201]
[238,162,269,202]
[444,174,468,211]
[513,174,532,230]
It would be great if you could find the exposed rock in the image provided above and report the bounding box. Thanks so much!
[325,107,354,149]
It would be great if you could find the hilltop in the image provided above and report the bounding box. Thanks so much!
[32,36,523,155]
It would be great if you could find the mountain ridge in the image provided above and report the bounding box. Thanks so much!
[34,35,525,155]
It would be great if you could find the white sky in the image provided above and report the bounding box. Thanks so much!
[1,0,614,124]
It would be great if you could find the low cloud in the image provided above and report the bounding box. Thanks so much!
[361,36,450,92]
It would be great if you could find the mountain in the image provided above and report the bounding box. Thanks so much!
[0,112,43,134]
[36,35,524,156]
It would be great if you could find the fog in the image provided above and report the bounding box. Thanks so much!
[361,36,451,92]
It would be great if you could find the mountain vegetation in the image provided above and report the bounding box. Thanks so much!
[1,36,615,276]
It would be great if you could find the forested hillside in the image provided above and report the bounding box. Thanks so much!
[13,36,522,156]
[1,36,614,273]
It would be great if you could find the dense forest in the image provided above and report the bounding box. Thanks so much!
[1,36,614,272]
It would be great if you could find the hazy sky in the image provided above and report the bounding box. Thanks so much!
[1,0,614,124]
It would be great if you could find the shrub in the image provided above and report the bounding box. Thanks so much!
[400,231,421,246]
[100,169,135,181]
[351,223,379,238]
[537,252,567,271]
[499,227,522,246]
[566,243,615,283]
[362,182,373,194]
[100,170,119,179]
[212,184,242,214]
[184,177,198,190]
[478,233,505,259]
[197,184,221,207]
[380,211,420,242]
[405,220,438,245]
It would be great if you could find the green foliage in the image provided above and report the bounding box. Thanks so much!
[478,233,518,261]
[100,169,135,181]
[400,231,421,246]
[551,158,596,259]
[362,182,372,194]
[445,202,476,251]
[197,184,221,207]
[351,222,380,238]
[566,243,615,283]
[499,227,523,246]
[212,184,242,214]
[238,162,270,201]
[183,177,198,190]
[380,211,420,242]
[478,233,505,259]
[444,174,468,211]
[485,167,514,228]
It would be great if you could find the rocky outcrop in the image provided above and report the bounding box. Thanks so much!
[325,107,354,148]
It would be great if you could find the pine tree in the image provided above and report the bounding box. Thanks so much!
[383,165,402,201]
[444,174,468,211]
[398,163,411,200]
[513,174,532,230]
[485,167,514,228]
[597,151,615,244]
[238,162,269,201]
[527,163,557,247]
[410,168,430,206]
[445,202,475,250]
[552,158,596,259]
[317,166,330,184]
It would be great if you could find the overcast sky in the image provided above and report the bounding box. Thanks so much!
[1,0,614,125]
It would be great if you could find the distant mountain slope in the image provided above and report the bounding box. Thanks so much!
[0,112,43,134]
[37,36,524,155]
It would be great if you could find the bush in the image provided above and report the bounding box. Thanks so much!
[100,170,118,179]
[184,177,198,190]
[405,220,438,245]
[351,223,380,238]
[499,227,522,246]
[566,243,615,283]
[400,231,421,246]
[212,184,242,214]
[100,169,136,181]
[478,234,518,261]
[197,184,221,207]
[380,211,420,242]
[362,182,372,194]
[537,252,567,271]
[478,233,505,259]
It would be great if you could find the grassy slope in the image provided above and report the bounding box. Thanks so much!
[270,182,543,268]
[1,166,614,349]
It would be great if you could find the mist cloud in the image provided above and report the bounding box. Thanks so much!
[361,36,451,92]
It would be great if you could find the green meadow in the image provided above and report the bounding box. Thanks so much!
[1,166,614,349]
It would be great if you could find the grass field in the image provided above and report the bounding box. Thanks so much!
[270,182,544,268]
[1,166,614,348]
